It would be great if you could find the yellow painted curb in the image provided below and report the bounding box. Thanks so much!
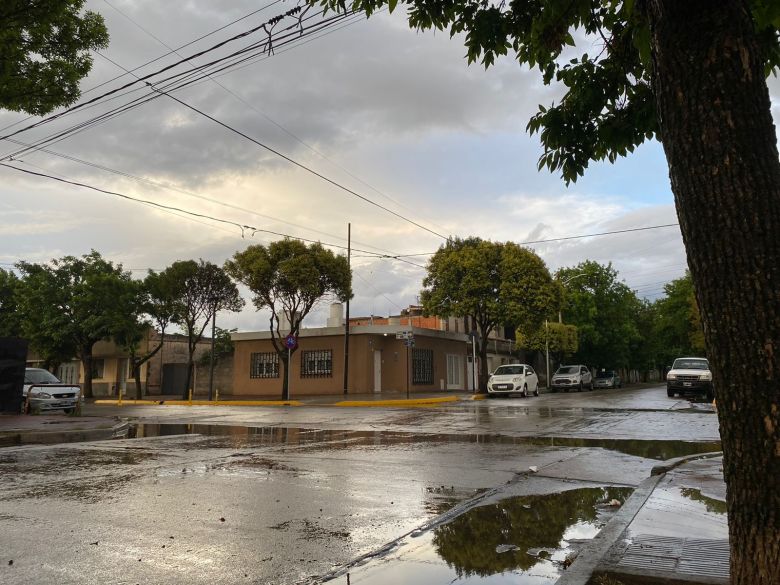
[93,399,302,407]
[471,394,487,401]
[334,396,459,407]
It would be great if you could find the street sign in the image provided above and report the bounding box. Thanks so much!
[284,334,297,350]
[404,339,415,347]
[396,331,413,340]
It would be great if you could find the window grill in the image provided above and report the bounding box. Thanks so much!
[301,349,333,378]
[412,348,434,385]
[250,352,279,378]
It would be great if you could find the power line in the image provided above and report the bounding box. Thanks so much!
[100,1,448,236]
[0,162,430,269]
[148,85,449,240]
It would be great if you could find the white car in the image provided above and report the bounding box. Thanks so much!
[23,368,81,413]
[487,364,539,398]
[551,364,593,392]
[666,357,713,400]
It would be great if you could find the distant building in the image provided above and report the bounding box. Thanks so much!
[229,303,522,397]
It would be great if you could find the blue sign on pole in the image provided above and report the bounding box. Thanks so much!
[284,334,297,350]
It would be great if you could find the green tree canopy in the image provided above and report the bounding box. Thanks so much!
[226,239,352,400]
[0,0,109,115]
[16,251,138,396]
[558,261,642,369]
[159,260,244,398]
[651,272,705,366]
[421,237,560,390]
[0,268,22,338]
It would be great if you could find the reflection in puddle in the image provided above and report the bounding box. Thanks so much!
[679,487,727,514]
[130,424,721,460]
[341,487,633,584]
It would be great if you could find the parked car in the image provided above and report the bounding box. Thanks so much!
[487,364,539,398]
[666,357,713,400]
[593,370,622,389]
[23,368,81,413]
[551,365,592,392]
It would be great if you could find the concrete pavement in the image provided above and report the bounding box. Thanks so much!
[0,385,728,585]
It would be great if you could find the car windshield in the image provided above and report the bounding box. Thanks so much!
[25,369,61,384]
[556,366,579,374]
[672,359,709,370]
[494,365,524,375]
[596,371,615,378]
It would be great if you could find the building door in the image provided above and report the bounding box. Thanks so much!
[373,351,382,393]
[446,354,463,390]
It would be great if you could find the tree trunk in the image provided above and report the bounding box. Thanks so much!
[645,1,780,582]
[80,349,93,398]
[183,358,193,400]
[133,360,143,400]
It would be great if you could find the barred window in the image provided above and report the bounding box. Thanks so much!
[301,349,333,378]
[250,352,279,378]
[412,348,434,385]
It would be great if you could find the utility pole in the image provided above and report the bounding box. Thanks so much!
[545,319,550,391]
[343,222,351,394]
[208,310,216,401]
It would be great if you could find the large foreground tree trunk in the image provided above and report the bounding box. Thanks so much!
[645,1,780,582]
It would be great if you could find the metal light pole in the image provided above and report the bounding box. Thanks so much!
[343,223,351,394]
[208,310,216,401]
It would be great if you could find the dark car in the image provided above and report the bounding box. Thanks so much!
[593,370,622,389]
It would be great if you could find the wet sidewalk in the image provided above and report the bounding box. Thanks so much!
[561,454,728,585]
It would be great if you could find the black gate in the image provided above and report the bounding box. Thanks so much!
[0,337,28,413]
[161,363,189,395]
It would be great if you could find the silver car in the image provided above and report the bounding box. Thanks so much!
[23,368,81,413]
[593,370,622,389]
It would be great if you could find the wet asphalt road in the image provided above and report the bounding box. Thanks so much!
[0,384,720,585]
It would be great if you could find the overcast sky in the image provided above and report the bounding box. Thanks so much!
[2,0,779,331]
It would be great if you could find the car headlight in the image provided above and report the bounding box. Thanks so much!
[700,372,712,381]
[667,374,677,380]
[30,391,52,399]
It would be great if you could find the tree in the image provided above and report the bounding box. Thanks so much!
[16,251,138,396]
[652,272,706,366]
[421,238,560,391]
[225,239,352,400]
[0,268,22,337]
[113,270,180,400]
[558,261,643,370]
[0,0,109,115]
[516,321,578,372]
[160,260,243,399]
[316,0,780,578]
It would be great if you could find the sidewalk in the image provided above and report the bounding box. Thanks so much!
[561,454,728,585]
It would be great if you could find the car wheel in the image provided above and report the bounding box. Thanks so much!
[521,384,528,398]
[706,389,715,402]
[63,408,73,414]
[667,388,674,397]
[533,383,540,397]
[578,382,583,392]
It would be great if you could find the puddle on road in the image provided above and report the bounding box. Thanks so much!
[334,486,634,584]
[129,424,721,461]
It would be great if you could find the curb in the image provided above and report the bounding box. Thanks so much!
[94,399,303,407]
[0,421,130,447]
[333,396,460,407]
[650,450,723,476]
[555,473,663,585]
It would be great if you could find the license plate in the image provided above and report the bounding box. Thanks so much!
[683,382,692,387]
